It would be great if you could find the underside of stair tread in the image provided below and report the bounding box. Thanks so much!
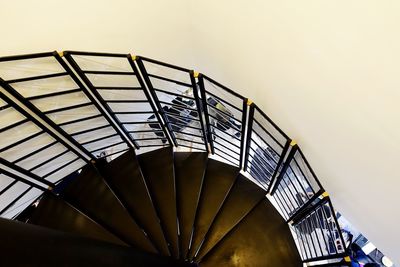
[3,149,303,266]
[174,152,208,260]
[61,164,157,253]
[98,149,170,256]
[194,174,267,261]
[187,159,240,260]
[199,200,303,267]
[28,193,125,246]
[137,146,179,258]
[0,218,193,267]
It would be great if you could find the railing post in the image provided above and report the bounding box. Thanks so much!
[0,86,93,162]
[198,74,214,154]
[128,54,174,147]
[239,98,249,169]
[190,71,209,153]
[267,139,291,192]
[286,189,325,223]
[327,197,347,252]
[61,52,139,150]
[243,102,255,171]
[135,57,178,147]
[269,141,298,194]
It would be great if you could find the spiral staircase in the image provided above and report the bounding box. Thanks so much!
[0,51,349,266]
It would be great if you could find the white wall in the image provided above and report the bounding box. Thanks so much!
[189,1,400,263]
[0,0,195,65]
[1,0,399,263]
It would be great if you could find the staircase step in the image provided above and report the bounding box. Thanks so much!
[174,152,208,259]
[194,174,266,261]
[28,193,124,246]
[199,200,302,267]
[137,146,179,258]
[187,159,239,260]
[0,217,195,267]
[98,149,170,256]
[61,164,157,253]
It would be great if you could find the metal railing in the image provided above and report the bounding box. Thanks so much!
[198,74,248,167]
[244,103,291,191]
[0,51,349,265]
[291,197,347,264]
[270,144,325,222]
[0,90,86,219]
[136,56,208,152]
[63,51,174,150]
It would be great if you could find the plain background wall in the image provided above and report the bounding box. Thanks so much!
[189,1,400,263]
[1,0,399,263]
[0,0,195,65]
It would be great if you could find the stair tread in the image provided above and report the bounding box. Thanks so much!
[62,164,157,253]
[174,152,208,259]
[138,146,179,258]
[187,159,239,260]
[194,174,266,261]
[199,200,303,267]
[99,149,170,256]
[0,217,194,267]
[28,193,124,246]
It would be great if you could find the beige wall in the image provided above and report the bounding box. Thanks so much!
[0,0,195,65]
[189,1,400,263]
[1,0,399,263]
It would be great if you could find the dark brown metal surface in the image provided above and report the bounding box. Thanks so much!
[99,149,170,256]
[194,174,266,261]
[200,200,302,267]
[0,217,195,267]
[174,152,208,259]
[29,193,125,246]
[62,164,157,253]
[137,147,180,258]
[16,148,304,266]
[187,159,239,260]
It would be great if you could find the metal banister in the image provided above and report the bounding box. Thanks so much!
[0,51,350,265]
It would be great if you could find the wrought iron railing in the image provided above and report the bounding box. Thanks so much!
[290,197,347,264]
[0,51,350,265]
[244,103,291,191]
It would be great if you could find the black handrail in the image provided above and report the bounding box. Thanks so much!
[0,50,349,265]
[62,51,139,150]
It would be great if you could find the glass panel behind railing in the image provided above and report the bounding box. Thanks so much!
[271,145,324,220]
[0,92,86,184]
[0,52,132,160]
[137,57,208,152]
[199,75,247,166]
[64,51,171,155]
[0,91,86,220]
[244,104,291,190]
[0,173,44,220]
[291,197,347,263]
